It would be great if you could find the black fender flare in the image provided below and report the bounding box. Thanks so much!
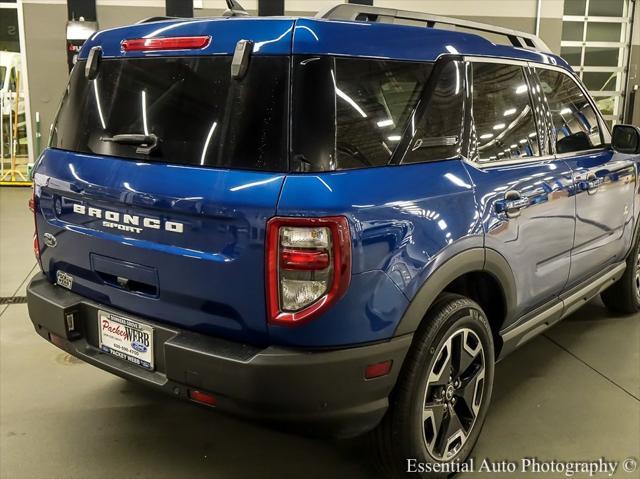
[393,248,517,336]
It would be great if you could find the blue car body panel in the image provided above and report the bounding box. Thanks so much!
[273,160,481,346]
[35,149,285,345]
[466,158,577,326]
[562,152,637,287]
[33,15,639,351]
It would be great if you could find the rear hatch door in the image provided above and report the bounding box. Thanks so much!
[34,18,294,344]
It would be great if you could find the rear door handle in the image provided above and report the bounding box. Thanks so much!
[577,172,603,194]
[495,190,529,219]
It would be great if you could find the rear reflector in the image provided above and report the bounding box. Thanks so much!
[365,360,393,379]
[121,36,211,52]
[33,234,40,260]
[49,333,66,349]
[188,389,217,406]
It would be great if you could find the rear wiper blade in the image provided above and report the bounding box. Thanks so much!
[100,133,160,155]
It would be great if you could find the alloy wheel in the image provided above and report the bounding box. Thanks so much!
[421,327,486,461]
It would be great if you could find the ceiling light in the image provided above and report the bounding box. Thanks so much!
[560,107,572,115]
[504,108,517,116]
[493,123,506,130]
[387,135,402,142]
[480,133,494,139]
[519,139,528,144]
[529,132,537,138]
[377,119,394,128]
[515,85,528,94]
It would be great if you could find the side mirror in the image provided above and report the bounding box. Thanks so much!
[612,124,640,154]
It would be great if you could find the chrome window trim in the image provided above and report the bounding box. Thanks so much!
[554,147,611,160]
[465,154,557,170]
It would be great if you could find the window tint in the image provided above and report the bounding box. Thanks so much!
[536,68,603,154]
[471,63,541,163]
[333,58,432,169]
[51,56,289,171]
[403,61,465,164]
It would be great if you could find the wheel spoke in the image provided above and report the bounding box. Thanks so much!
[458,361,485,419]
[433,407,465,458]
[428,338,453,386]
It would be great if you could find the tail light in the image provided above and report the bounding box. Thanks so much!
[266,216,351,326]
[121,36,211,52]
[29,190,42,269]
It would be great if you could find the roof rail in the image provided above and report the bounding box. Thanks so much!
[317,4,552,54]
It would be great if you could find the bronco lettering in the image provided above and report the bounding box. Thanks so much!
[72,203,184,233]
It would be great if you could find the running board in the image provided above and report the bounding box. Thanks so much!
[499,262,627,359]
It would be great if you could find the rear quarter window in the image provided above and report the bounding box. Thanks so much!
[292,56,433,171]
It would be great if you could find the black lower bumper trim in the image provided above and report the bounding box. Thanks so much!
[27,274,412,437]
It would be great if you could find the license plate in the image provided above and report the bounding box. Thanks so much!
[98,311,154,370]
[56,270,73,290]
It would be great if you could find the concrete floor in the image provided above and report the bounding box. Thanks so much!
[1,187,639,478]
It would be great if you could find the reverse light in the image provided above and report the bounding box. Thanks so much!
[266,217,351,327]
[121,35,211,52]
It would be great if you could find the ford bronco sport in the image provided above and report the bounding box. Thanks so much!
[26,3,640,477]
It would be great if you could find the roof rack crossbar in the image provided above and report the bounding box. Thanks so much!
[317,4,552,54]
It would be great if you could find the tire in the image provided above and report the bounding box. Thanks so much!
[370,293,495,479]
[601,235,640,314]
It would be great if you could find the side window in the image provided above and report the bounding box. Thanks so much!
[403,60,465,164]
[536,68,603,154]
[470,63,541,163]
[333,58,432,169]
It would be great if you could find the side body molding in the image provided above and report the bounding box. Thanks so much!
[394,248,517,337]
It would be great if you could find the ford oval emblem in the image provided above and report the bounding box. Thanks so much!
[43,233,57,248]
[131,342,148,353]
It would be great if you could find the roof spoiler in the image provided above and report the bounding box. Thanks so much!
[317,4,552,54]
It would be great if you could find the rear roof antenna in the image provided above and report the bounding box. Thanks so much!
[223,0,249,17]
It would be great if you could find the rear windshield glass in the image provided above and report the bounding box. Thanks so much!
[51,56,289,171]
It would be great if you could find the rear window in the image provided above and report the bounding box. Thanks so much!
[292,56,432,171]
[51,56,289,171]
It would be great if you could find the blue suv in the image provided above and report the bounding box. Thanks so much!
[26,3,640,476]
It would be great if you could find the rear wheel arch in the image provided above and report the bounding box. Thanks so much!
[394,248,516,357]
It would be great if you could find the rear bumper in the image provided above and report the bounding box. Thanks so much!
[27,274,412,437]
